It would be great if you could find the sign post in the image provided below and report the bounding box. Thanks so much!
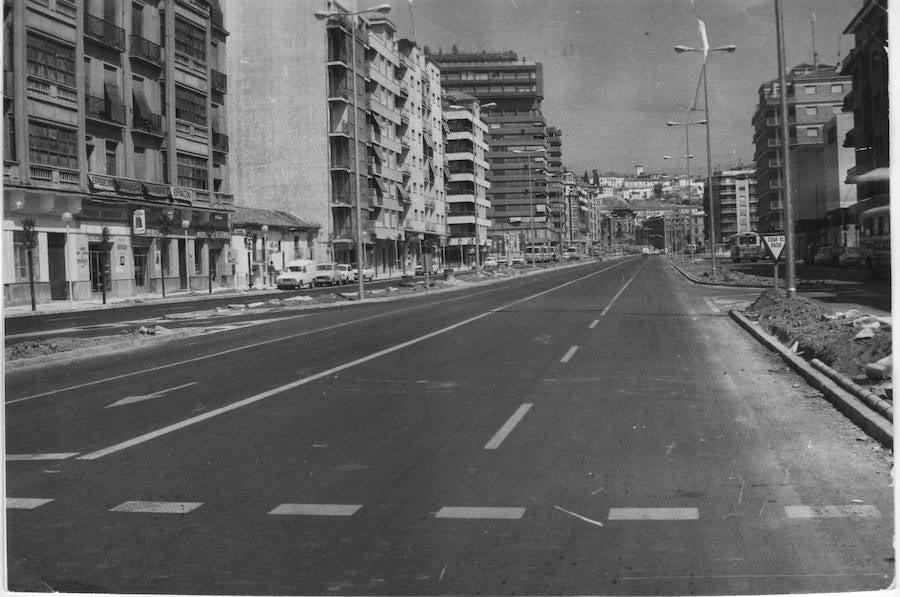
[761,234,786,291]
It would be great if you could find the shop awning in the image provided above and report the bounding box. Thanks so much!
[116,178,143,196]
[143,182,171,199]
[133,87,152,119]
[88,173,116,193]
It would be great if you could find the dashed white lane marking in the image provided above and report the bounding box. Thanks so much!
[600,264,644,316]
[588,319,599,329]
[110,501,203,514]
[77,263,630,461]
[435,507,526,520]
[608,507,699,520]
[702,296,721,313]
[106,382,198,408]
[269,503,361,516]
[560,346,579,363]
[784,505,880,518]
[484,403,533,450]
[6,452,79,461]
[6,498,54,509]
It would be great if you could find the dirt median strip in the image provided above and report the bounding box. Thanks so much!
[730,309,892,450]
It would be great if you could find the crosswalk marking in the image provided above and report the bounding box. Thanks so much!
[784,505,880,519]
[608,507,699,520]
[269,504,361,516]
[6,453,79,461]
[110,501,203,514]
[6,498,54,509]
[435,507,526,520]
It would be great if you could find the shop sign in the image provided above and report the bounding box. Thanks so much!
[233,228,247,235]
[88,174,116,193]
[171,187,194,203]
[197,230,231,239]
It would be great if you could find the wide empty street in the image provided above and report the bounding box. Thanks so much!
[5,257,893,595]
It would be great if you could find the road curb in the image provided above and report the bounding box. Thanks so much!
[666,257,768,288]
[730,309,893,450]
[5,328,204,372]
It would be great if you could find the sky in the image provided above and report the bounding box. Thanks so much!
[360,0,866,177]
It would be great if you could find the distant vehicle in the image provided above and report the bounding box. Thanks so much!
[483,257,498,268]
[728,232,762,262]
[859,204,890,277]
[813,245,842,266]
[641,246,651,256]
[350,263,375,282]
[276,259,316,290]
[511,256,524,265]
[496,256,509,266]
[314,262,339,286]
[564,247,581,260]
[415,262,439,275]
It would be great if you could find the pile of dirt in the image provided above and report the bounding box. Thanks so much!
[5,337,96,361]
[745,289,892,380]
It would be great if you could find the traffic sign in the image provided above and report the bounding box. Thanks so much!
[762,234,786,261]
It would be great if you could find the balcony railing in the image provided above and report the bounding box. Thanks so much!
[211,70,227,93]
[212,131,229,152]
[130,35,161,65]
[85,94,124,124]
[55,0,76,18]
[133,111,162,134]
[84,13,125,50]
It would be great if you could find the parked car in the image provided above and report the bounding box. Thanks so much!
[496,256,509,266]
[336,264,353,284]
[564,247,581,261]
[415,263,440,275]
[483,257,498,269]
[511,256,524,265]
[276,259,316,290]
[351,263,375,281]
[313,262,339,286]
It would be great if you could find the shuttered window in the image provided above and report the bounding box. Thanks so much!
[26,33,75,87]
[177,152,208,189]
[28,120,78,168]
[175,85,207,126]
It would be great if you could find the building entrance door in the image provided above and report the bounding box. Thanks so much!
[47,233,67,300]
[133,246,149,289]
[177,238,188,289]
[88,242,104,293]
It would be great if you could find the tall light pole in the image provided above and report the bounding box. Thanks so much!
[261,224,269,288]
[513,148,546,267]
[663,151,696,258]
[775,0,796,296]
[674,39,735,275]
[62,211,74,308]
[315,3,391,301]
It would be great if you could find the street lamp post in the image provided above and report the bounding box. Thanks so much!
[315,3,391,301]
[181,216,190,291]
[512,148,544,267]
[674,39,735,275]
[261,224,269,289]
[159,209,173,298]
[62,211,74,308]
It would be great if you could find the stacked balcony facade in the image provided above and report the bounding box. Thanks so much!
[4,0,233,306]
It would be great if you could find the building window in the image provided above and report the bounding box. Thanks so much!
[175,85,207,126]
[805,127,819,138]
[26,33,75,87]
[105,140,118,175]
[177,152,208,189]
[13,231,39,282]
[804,85,816,95]
[830,83,843,94]
[28,120,78,169]
[193,239,202,274]
[805,106,817,116]
[174,18,206,61]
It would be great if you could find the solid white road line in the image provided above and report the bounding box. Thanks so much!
[600,262,645,316]
[435,506,526,519]
[78,262,631,461]
[110,501,203,514]
[6,453,79,461]
[588,319,599,329]
[269,504,362,516]
[484,403,533,450]
[560,346,579,363]
[784,505,880,518]
[6,498,54,509]
[608,507,699,520]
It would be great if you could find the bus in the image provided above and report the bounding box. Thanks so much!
[859,205,890,277]
[728,232,763,262]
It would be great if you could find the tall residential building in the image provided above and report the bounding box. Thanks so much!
[840,0,889,212]
[397,38,446,273]
[444,93,491,267]
[708,168,757,239]
[429,49,556,257]
[4,0,234,307]
[751,64,851,235]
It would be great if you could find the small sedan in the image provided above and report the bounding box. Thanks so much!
[351,263,375,282]
[482,257,498,269]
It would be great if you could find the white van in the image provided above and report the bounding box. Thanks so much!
[276,259,316,289]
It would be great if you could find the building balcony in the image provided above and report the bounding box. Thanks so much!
[327,86,352,102]
[28,164,80,187]
[84,13,125,51]
[213,131,229,153]
[133,111,163,135]
[130,34,161,66]
[85,94,124,124]
[211,70,227,93]
[27,75,77,105]
[212,192,234,209]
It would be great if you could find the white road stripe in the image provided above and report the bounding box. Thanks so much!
[785,505,880,519]
[560,346,579,363]
[6,452,79,461]
[77,262,631,461]
[110,501,203,514]
[608,507,699,520]
[702,297,721,313]
[588,319,599,329]
[435,507,526,519]
[600,262,645,316]
[6,498,54,509]
[484,403,533,449]
[269,503,361,516]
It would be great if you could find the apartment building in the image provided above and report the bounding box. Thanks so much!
[4,0,234,307]
[444,93,490,267]
[429,49,556,256]
[708,168,757,239]
[840,0,888,214]
[751,63,851,234]
[397,38,447,274]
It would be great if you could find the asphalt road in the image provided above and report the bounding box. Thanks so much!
[5,257,893,595]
